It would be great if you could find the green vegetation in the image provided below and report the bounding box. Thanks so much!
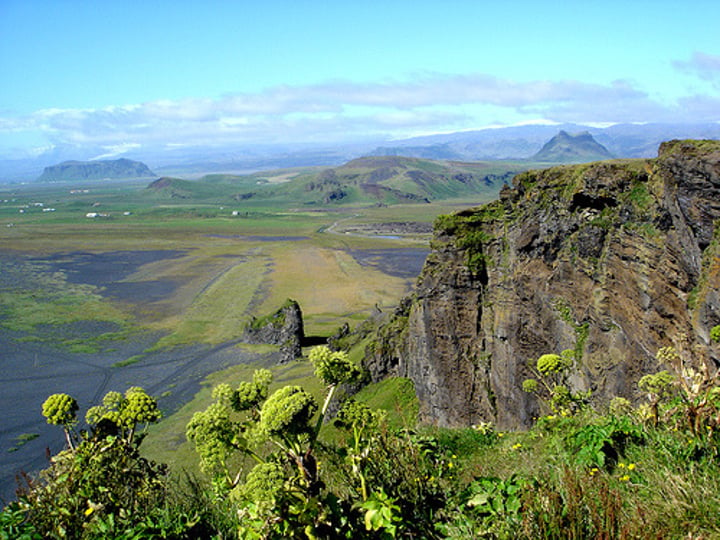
[432,202,509,274]
[6,433,39,453]
[0,259,135,352]
[5,152,720,537]
[7,339,720,538]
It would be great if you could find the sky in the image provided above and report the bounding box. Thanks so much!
[1,0,719,159]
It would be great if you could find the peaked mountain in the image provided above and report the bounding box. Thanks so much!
[532,131,614,162]
[37,158,155,182]
[364,139,720,429]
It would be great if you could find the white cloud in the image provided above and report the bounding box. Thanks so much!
[89,142,142,160]
[674,52,720,84]
[0,72,717,153]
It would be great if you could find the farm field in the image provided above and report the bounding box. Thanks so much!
[0,177,501,501]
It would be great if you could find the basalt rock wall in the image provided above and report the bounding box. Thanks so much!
[244,299,304,363]
[364,140,720,429]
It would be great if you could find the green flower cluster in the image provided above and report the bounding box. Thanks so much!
[186,401,237,476]
[212,383,234,405]
[233,461,286,509]
[309,345,361,386]
[638,370,675,399]
[259,386,317,437]
[232,368,272,411]
[41,393,78,427]
[85,387,161,432]
[536,353,572,375]
[334,399,382,432]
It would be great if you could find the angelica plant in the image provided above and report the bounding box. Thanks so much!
[334,399,385,501]
[41,393,79,450]
[85,386,161,444]
[522,350,589,415]
[28,388,167,538]
[186,346,364,537]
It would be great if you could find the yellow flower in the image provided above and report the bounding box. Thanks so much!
[448,461,454,468]
[618,463,625,469]
[627,463,636,471]
[512,443,522,450]
[84,506,94,517]
[619,475,630,482]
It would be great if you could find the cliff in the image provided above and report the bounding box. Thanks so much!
[244,299,305,363]
[364,140,720,429]
[37,158,155,182]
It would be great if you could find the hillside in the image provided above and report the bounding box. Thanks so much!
[532,130,613,162]
[143,156,527,206]
[239,156,526,205]
[37,158,155,182]
[364,139,720,429]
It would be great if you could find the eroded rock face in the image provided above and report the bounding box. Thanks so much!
[365,140,720,429]
[244,299,304,363]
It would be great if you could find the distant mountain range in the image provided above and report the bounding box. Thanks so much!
[37,158,155,182]
[370,122,720,161]
[2,122,719,182]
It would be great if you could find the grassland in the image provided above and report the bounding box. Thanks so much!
[0,171,503,497]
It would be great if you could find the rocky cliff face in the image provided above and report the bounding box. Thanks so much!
[244,299,305,363]
[364,140,720,429]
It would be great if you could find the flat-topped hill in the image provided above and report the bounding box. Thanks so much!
[37,158,155,182]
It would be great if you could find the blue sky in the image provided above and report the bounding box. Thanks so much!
[1,0,719,158]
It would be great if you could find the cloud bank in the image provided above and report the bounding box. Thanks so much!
[1,62,718,155]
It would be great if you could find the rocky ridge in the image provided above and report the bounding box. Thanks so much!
[364,140,720,429]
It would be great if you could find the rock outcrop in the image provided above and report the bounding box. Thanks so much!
[364,140,720,429]
[244,299,305,363]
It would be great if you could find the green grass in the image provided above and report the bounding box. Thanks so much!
[0,259,136,351]
[150,255,270,349]
[142,355,323,479]
[353,377,419,429]
[7,432,39,453]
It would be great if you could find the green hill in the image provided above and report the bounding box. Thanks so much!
[233,156,527,206]
[142,157,528,207]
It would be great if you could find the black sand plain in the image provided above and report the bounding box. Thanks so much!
[0,246,428,502]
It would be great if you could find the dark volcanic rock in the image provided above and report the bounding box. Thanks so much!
[365,140,720,429]
[244,299,305,363]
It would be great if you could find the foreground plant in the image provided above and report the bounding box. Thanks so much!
[186,346,370,538]
[17,387,172,539]
[522,350,590,415]
[639,334,720,445]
